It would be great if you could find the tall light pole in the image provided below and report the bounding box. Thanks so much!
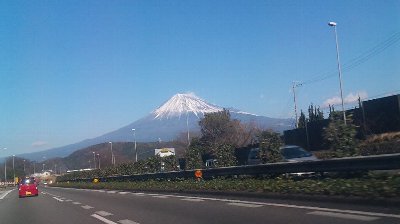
[3,148,7,183]
[132,129,137,162]
[2,148,6,183]
[23,160,26,173]
[92,152,96,169]
[97,154,101,169]
[109,142,114,166]
[12,155,15,183]
[328,21,346,125]
[4,160,6,183]
[42,163,45,172]
[186,110,190,147]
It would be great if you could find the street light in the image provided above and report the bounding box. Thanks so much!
[93,152,96,169]
[132,129,137,162]
[97,154,101,169]
[328,21,347,125]
[42,163,45,172]
[12,155,15,184]
[23,160,26,173]
[2,148,6,183]
[109,142,114,166]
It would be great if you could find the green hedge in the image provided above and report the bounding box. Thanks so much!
[54,173,400,199]
[58,155,179,182]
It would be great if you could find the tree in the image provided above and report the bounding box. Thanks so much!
[258,130,283,163]
[323,115,358,157]
[214,144,237,167]
[199,109,258,155]
[298,110,307,128]
[308,104,324,122]
[185,138,205,169]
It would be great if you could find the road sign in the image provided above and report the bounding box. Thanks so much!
[194,169,202,179]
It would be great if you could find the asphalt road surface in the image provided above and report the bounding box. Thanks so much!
[0,186,399,224]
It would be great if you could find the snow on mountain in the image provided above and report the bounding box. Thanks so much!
[153,93,223,119]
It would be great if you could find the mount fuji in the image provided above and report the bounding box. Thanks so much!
[19,93,294,160]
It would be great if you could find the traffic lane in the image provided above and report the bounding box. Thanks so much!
[44,187,400,224]
[45,187,302,224]
[0,188,104,224]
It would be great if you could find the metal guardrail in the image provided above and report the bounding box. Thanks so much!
[64,153,400,182]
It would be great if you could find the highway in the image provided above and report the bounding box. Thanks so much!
[1,186,399,224]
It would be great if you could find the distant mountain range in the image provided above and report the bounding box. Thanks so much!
[19,93,294,161]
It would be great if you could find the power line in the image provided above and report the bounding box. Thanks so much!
[363,89,400,101]
[299,31,400,86]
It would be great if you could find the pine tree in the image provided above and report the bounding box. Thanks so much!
[298,110,306,128]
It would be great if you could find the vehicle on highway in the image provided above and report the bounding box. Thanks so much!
[247,145,318,165]
[280,145,319,162]
[18,177,39,198]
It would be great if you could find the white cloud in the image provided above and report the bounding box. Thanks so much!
[323,91,368,108]
[31,141,48,147]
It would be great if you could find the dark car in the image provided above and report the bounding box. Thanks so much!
[247,145,318,165]
[280,145,318,162]
[18,177,39,198]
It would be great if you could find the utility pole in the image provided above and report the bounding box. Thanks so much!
[292,81,302,128]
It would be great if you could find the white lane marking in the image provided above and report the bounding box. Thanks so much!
[152,195,169,199]
[132,193,145,196]
[65,199,73,202]
[91,214,118,224]
[50,188,400,220]
[228,202,263,208]
[73,202,82,205]
[95,211,113,217]
[181,198,204,202]
[118,219,140,224]
[308,211,380,221]
[159,195,400,220]
[107,191,118,194]
[118,192,129,195]
[0,190,13,200]
[53,197,64,202]
[147,193,160,196]
[82,205,94,210]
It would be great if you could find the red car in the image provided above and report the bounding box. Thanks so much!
[18,177,39,198]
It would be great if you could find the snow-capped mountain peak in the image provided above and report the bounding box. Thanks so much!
[153,93,223,119]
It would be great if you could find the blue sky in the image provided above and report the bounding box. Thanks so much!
[0,0,399,157]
